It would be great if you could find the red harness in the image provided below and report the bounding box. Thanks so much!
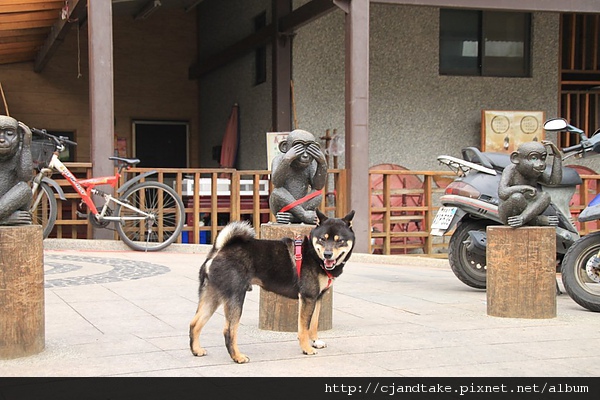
[294,235,333,290]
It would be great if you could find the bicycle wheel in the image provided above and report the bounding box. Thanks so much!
[115,181,184,251]
[30,181,57,239]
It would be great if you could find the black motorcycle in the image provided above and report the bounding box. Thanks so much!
[432,121,583,289]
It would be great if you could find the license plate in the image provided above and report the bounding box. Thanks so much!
[431,206,457,231]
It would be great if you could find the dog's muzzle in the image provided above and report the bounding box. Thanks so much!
[322,251,345,270]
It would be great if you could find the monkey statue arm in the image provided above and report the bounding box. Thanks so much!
[307,142,327,190]
[497,164,537,201]
[17,122,34,182]
[271,142,305,188]
[540,140,562,186]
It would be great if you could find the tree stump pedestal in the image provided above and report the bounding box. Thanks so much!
[0,225,45,359]
[486,226,556,319]
[258,223,332,332]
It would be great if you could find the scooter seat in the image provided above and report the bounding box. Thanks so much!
[461,147,582,186]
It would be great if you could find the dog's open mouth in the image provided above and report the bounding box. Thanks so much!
[323,252,346,270]
[323,259,336,270]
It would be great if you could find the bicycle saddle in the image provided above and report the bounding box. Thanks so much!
[109,156,140,166]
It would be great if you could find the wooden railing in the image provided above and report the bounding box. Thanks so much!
[49,163,93,240]
[368,169,456,257]
[46,165,600,256]
[46,165,346,245]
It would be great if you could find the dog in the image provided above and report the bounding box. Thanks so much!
[189,209,355,363]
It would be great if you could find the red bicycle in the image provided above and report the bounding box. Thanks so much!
[29,128,185,251]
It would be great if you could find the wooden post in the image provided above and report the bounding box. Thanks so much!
[487,226,556,319]
[259,223,332,332]
[0,225,45,359]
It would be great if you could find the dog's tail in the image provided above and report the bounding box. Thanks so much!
[198,221,255,292]
[214,220,255,251]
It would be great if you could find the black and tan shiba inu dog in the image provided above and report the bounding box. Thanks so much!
[189,209,355,363]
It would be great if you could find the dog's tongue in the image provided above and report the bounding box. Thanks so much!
[324,259,335,269]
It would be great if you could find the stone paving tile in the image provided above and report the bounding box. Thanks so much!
[1,243,599,379]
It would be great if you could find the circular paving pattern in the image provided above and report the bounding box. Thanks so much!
[44,254,170,288]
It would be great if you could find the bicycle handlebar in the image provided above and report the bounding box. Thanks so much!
[31,128,78,147]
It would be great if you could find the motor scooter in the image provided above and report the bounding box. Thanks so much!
[545,118,600,312]
[432,123,582,289]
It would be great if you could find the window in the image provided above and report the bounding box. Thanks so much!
[440,9,531,77]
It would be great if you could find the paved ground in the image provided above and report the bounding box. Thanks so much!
[1,238,599,378]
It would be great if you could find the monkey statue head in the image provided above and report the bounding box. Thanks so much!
[510,141,548,180]
[278,129,320,168]
[0,115,34,226]
[0,115,22,161]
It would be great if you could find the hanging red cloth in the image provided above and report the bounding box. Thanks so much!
[219,104,239,169]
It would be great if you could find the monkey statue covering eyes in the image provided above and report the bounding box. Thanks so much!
[0,115,34,226]
[497,140,562,228]
[269,129,328,224]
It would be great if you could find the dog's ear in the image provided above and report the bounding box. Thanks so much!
[342,210,355,227]
[316,209,328,225]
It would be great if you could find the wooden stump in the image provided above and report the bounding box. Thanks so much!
[487,226,556,319]
[258,223,333,332]
[0,225,45,359]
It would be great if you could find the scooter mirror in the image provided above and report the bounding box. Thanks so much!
[544,118,568,131]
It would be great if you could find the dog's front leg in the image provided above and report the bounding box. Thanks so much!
[309,298,327,349]
[298,296,318,355]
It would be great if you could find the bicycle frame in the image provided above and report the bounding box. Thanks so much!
[43,152,153,223]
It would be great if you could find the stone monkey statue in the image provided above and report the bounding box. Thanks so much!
[0,115,34,226]
[498,140,562,228]
[269,129,327,224]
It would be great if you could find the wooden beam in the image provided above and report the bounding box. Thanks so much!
[0,27,49,40]
[0,19,56,31]
[0,2,63,14]
[0,10,62,24]
[34,0,88,73]
[0,0,61,4]
[0,51,37,64]
[189,0,338,79]
[0,41,44,54]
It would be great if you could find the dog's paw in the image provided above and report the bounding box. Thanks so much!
[191,347,207,357]
[312,340,327,349]
[302,347,318,355]
[232,354,250,364]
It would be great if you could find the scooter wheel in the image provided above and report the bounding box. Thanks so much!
[561,231,600,312]
[448,219,496,289]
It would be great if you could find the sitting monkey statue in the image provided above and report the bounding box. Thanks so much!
[0,115,34,226]
[269,129,327,224]
[498,140,562,228]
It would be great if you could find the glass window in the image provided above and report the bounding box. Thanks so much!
[440,9,531,77]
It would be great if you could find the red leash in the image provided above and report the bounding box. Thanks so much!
[279,189,323,213]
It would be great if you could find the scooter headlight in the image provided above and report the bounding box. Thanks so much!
[445,181,481,199]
